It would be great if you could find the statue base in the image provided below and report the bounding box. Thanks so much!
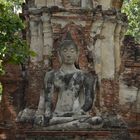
[15,128,131,140]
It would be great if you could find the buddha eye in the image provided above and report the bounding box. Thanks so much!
[63,49,67,52]
[70,48,75,53]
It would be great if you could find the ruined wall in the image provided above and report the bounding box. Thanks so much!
[0,64,24,122]
[0,64,25,140]
[24,0,127,114]
[119,36,140,126]
[0,0,127,125]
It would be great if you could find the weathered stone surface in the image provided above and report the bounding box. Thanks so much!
[100,21,116,79]
[90,19,103,82]
[101,79,119,112]
[26,64,44,108]
[98,0,112,10]
[35,0,47,8]
[119,82,138,107]
[30,15,43,63]
[47,0,63,8]
[41,13,53,69]
[119,36,140,123]
[114,24,122,74]
[18,33,103,129]
[108,130,131,140]
[0,64,24,123]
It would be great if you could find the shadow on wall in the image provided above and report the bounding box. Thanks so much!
[0,83,2,102]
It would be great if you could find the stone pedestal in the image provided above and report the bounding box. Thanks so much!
[15,129,133,140]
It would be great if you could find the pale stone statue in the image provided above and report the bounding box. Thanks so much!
[16,39,103,130]
[34,40,103,130]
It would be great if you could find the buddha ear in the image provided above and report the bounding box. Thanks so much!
[76,52,79,62]
[58,52,62,64]
[75,51,80,68]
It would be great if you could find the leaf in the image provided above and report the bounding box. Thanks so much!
[0,0,33,65]
[122,0,140,43]
[29,51,37,57]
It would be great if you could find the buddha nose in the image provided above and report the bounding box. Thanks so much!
[66,53,71,58]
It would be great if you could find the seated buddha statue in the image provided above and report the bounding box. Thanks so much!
[34,39,103,130]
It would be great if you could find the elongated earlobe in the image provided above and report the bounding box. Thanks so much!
[75,52,80,68]
[58,52,62,65]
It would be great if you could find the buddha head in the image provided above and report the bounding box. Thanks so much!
[58,40,79,65]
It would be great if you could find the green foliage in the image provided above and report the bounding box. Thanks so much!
[0,82,2,102]
[0,83,2,95]
[0,0,30,64]
[122,0,140,42]
[0,60,4,75]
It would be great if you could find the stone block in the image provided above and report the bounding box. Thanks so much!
[100,22,116,79]
[35,0,47,8]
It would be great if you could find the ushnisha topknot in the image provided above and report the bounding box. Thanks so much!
[58,31,78,50]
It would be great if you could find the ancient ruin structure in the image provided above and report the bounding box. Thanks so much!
[0,0,140,140]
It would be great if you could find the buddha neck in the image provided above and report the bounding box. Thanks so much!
[60,64,78,73]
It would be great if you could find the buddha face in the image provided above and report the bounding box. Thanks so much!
[59,43,78,65]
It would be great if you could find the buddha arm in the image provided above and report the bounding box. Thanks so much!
[44,71,55,117]
[81,73,95,112]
